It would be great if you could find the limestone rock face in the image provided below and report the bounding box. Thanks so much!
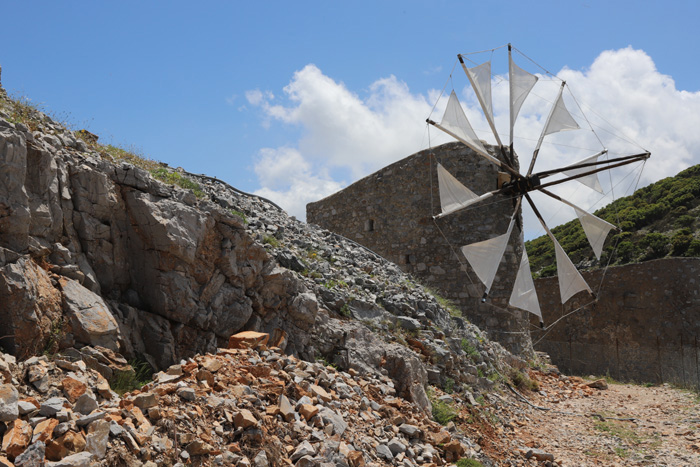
[0,125,30,253]
[0,257,63,357]
[0,115,318,368]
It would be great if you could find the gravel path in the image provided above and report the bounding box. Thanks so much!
[505,372,700,466]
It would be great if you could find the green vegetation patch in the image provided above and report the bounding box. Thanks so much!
[526,163,700,276]
[150,167,205,198]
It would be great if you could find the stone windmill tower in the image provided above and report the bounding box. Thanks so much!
[307,141,533,355]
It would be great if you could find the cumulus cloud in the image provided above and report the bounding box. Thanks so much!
[252,147,345,220]
[247,48,700,230]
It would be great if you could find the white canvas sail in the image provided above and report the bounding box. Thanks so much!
[562,153,604,193]
[461,220,514,292]
[440,90,488,155]
[553,236,592,303]
[509,55,538,145]
[574,207,615,260]
[509,249,542,320]
[543,91,580,136]
[465,61,493,122]
[436,163,480,217]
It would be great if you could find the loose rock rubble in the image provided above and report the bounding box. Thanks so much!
[0,335,495,466]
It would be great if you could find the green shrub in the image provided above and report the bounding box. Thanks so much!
[230,209,248,224]
[461,338,480,360]
[687,239,700,257]
[456,459,485,467]
[431,398,457,425]
[263,235,280,248]
[150,168,205,198]
[444,377,455,394]
[110,358,153,396]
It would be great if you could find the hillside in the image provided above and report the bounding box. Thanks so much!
[0,70,542,466]
[526,164,700,278]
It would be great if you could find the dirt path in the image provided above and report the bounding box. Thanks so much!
[499,371,700,466]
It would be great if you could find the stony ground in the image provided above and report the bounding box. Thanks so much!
[487,370,700,467]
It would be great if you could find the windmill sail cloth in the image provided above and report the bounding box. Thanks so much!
[509,249,542,320]
[562,153,604,193]
[553,236,592,303]
[465,61,493,122]
[440,91,488,155]
[543,91,580,136]
[574,207,615,260]
[509,56,538,145]
[436,163,479,216]
[461,220,515,292]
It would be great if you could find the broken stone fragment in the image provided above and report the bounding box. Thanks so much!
[13,440,45,467]
[75,411,105,427]
[48,451,92,467]
[525,448,555,462]
[73,393,98,415]
[2,419,32,460]
[85,419,110,459]
[31,418,58,443]
[186,439,217,456]
[347,450,365,467]
[176,386,196,401]
[228,331,269,350]
[290,440,316,461]
[398,423,422,439]
[309,384,332,403]
[298,403,319,420]
[234,409,257,429]
[39,397,66,418]
[278,394,295,422]
[388,437,406,455]
[376,443,394,461]
[0,384,19,422]
[585,378,608,390]
[200,356,223,373]
[61,376,87,403]
[17,400,37,416]
[132,392,158,410]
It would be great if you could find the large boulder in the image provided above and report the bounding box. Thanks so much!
[60,278,121,351]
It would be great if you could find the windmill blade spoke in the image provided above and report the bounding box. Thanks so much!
[534,153,650,191]
[536,152,649,179]
[524,194,593,304]
[538,188,616,260]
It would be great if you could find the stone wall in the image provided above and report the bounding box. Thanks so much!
[307,142,533,355]
[532,258,700,387]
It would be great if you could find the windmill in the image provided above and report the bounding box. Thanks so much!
[426,44,650,326]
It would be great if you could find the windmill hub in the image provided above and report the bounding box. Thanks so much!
[499,173,541,195]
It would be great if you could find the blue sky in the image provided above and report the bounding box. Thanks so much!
[1,1,699,235]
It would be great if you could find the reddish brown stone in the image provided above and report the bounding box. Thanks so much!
[61,376,87,403]
[299,404,319,420]
[32,417,58,443]
[2,419,32,460]
[46,430,87,461]
[228,331,269,350]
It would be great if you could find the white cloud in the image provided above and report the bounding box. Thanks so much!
[252,147,345,219]
[247,48,700,230]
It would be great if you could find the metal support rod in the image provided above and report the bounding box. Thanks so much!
[534,154,650,192]
[535,152,650,179]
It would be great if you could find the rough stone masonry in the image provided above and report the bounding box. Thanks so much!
[307,141,533,356]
